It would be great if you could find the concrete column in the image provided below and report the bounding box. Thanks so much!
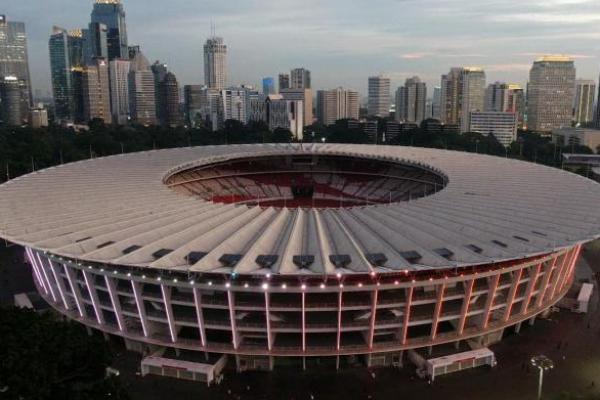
[535,254,556,308]
[430,283,446,340]
[336,290,343,350]
[521,263,542,313]
[481,275,500,329]
[82,270,104,324]
[160,284,177,342]
[401,286,414,345]
[368,287,379,349]
[458,279,475,335]
[227,290,239,349]
[192,287,207,347]
[131,281,149,337]
[48,260,71,310]
[503,269,524,321]
[105,275,126,332]
[64,264,86,317]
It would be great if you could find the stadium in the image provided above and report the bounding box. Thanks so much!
[1,143,600,374]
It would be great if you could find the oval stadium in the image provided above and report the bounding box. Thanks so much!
[1,143,600,372]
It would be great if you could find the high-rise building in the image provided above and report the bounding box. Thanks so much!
[82,58,111,122]
[431,86,441,119]
[29,107,49,128]
[71,67,85,122]
[291,68,311,89]
[485,82,525,128]
[395,76,427,124]
[265,94,303,140]
[220,88,250,124]
[184,84,203,126]
[86,22,108,61]
[262,77,275,95]
[469,111,518,147]
[128,51,156,125]
[278,73,290,92]
[91,0,128,60]
[574,79,596,126]
[151,61,168,124]
[316,87,359,126]
[527,56,576,132]
[50,27,87,123]
[0,76,24,125]
[368,75,391,118]
[203,36,227,90]
[440,68,463,126]
[0,15,32,110]
[49,27,74,121]
[440,67,486,132]
[280,88,313,126]
[158,72,183,127]
[460,68,486,132]
[109,58,130,124]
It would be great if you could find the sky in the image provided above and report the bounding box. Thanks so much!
[4,0,600,98]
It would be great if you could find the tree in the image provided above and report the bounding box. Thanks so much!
[0,307,130,400]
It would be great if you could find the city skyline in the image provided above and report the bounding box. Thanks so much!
[4,0,600,97]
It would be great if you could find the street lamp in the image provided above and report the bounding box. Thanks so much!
[531,355,554,400]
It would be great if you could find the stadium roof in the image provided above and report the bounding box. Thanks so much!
[1,143,599,276]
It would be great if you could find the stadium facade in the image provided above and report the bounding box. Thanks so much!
[1,144,599,370]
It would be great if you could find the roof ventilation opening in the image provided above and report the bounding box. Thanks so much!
[329,254,352,269]
[513,235,530,243]
[219,254,243,267]
[433,248,454,260]
[122,245,142,255]
[96,241,115,249]
[400,251,422,265]
[492,240,508,248]
[76,236,92,243]
[465,244,483,254]
[152,248,173,260]
[186,251,207,265]
[256,255,278,268]
[293,255,315,269]
[365,253,388,267]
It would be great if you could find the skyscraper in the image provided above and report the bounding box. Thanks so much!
[109,58,130,124]
[460,68,486,132]
[431,86,441,119]
[49,27,74,121]
[395,76,427,124]
[485,82,525,128]
[151,61,168,123]
[203,36,227,90]
[440,67,486,132]
[527,56,576,132]
[86,22,108,61]
[128,51,156,125]
[316,87,359,126]
[82,58,110,122]
[184,84,203,126]
[574,79,595,126]
[368,75,391,118]
[0,15,32,109]
[440,68,463,126]
[262,77,275,95]
[280,88,313,126]
[158,72,183,127]
[291,68,311,89]
[0,76,24,125]
[91,0,128,60]
[278,73,290,92]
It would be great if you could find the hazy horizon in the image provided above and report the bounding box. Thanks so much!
[4,0,600,98]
